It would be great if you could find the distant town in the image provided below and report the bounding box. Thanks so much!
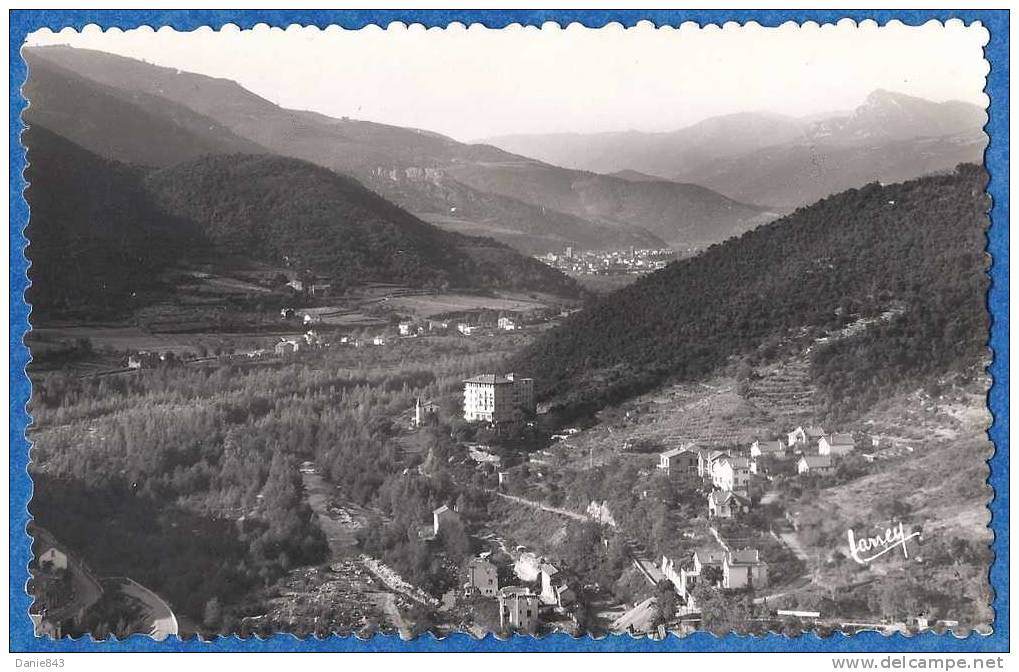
[534,247,679,276]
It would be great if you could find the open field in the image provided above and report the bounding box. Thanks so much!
[385,291,565,318]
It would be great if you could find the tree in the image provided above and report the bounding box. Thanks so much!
[693,585,753,634]
[203,597,222,629]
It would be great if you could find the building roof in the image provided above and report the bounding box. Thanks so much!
[824,433,856,446]
[754,440,785,452]
[498,585,537,598]
[709,490,750,507]
[804,425,827,437]
[727,549,763,565]
[539,563,559,577]
[800,455,833,468]
[660,447,689,459]
[723,456,751,469]
[434,505,451,515]
[693,550,726,567]
[463,373,529,385]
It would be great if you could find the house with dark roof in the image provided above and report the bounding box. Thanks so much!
[465,556,499,598]
[787,425,826,448]
[797,454,834,475]
[708,490,751,519]
[658,446,699,477]
[818,433,857,456]
[750,439,786,458]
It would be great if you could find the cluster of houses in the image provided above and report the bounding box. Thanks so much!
[661,548,768,610]
[455,316,520,336]
[655,446,752,519]
[656,425,860,514]
[461,550,578,632]
[274,330,324,356]
[642,424,861,610]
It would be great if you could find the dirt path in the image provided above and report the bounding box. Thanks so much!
[370,591,413,639]
[494,492,587,522]
[301,468,363,561]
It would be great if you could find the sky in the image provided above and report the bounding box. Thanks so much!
[25,20,989,142]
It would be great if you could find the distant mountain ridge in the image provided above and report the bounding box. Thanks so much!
[484,90,987,210]
[23,45,774,253]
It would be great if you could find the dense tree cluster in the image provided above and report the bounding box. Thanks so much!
[29,337,510,620]
[515,165,989,421]
[23,126,196,318]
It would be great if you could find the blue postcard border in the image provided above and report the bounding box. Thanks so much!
[8,8,1009,653]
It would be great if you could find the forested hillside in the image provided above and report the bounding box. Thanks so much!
[24,126,198,318]
[144,154,583,295]
[516,165,989,419]
[24,128,583,319]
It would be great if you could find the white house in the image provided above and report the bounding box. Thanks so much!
[413,399,440,428]
[787,425,826,448]
[275,339,301,356]
[818,433,856,456]
[797,454,834,475]
[497,317,518,331]
[38,547,68,571]
[750,439,785,458]
[398,322,413,336]
[698,450,729,478]
[712,456,751,492]
[664,550,725,604]
[539,563,575,607]
[722,549,768,590]
[457,323,478,336]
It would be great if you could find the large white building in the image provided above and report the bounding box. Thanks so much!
[463,373,535,423]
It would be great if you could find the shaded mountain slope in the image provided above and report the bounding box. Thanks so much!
[23,55,267,167]
[445,161,772,247]
[24,126,198,317]
[514,165,989,418]
[143,153,583,294]
[24,126,583,319]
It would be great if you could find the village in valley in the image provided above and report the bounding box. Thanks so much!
[28,260,990,640]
